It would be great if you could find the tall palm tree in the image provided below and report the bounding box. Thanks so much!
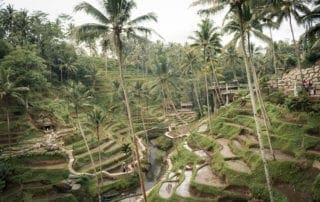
[74,1,157,200]
[222,4,275,160]
[193,1,274,201]
[224,7,275,159]
[301,1,320,50]
[259,14,281,75]
[88,107,107,198]
[189,18,222,115]
[272,0,310,83]
[180,48,203,116]
[221,45,242,85]
[64,81,100,201]
[149,54,179,116]
[66,81,92,119]
[0,68,28,150]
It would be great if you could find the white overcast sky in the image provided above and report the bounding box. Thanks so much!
[3,0,305,45]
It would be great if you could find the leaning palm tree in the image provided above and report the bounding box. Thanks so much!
[74,1,157,200]
[272,0,310,83]
[260,14,281,75]
[0,68,29,151]
[193,1,274,201]
[224,8,275,159]
[65,81,100,201]
[66,81,92,119]
[301,1,320,51]
[180,48,203,116]
[148,55,179,117]
[189,18,222,115]
[88,107,107,198]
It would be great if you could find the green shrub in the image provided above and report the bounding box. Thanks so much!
[313,174,320,201]
[286,94,312,112]
[63,133,82,145]
[100,175,138,193]
[266,91,286,105]
[154,136,173,151]
[51,194,77,202]
[0,161,12,192]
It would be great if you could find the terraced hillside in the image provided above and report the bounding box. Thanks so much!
[148,99,320,202]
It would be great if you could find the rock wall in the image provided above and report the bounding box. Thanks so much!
[269,64,320,95]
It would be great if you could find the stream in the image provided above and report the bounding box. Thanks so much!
[103,139,163,202]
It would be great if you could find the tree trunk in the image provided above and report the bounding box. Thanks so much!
[269,27,278,75]
[238,7,274,202]
[60,68,63,82]
[114,33,147,202]
[105,52,108,76]
[205,73,211,120]
[210,61,224,106]
[247,32,274,159]
[193,82,203,116]
[6,103,11,157]
[250,59,275,160]
[289,13,303,84]
[97,127,103,193]
[203,47,211,121]
[211,70,223,110]
[77,120,101,202]
[161,83,167,116]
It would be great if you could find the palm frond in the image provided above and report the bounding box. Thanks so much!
[128,12,157,26]
[76,23,109,39]
[74,2,109,24]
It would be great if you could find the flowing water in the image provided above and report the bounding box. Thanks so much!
[116,139,163,202]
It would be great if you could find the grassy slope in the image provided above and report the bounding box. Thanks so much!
[149,99,320,201]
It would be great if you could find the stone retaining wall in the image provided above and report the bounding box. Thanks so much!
[269,64,320,95]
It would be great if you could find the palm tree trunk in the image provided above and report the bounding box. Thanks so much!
[289,13,304,84]
[105,52,108,76]
[205,73,211,120]
[238,7,273,202]
[114,34,147,202]
[250,59,275,160]
[77,120,101,202]
[269,27,278,75]
[247,33,274,157]
[161,84,167,116]
[97,128,103,193]
[193,82,203,116]
[6,102,11,157]
[60,68,63,82]
[203,47,211,120]
[210,62,224,107]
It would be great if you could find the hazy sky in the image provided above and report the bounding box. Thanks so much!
[4,0,305,45]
